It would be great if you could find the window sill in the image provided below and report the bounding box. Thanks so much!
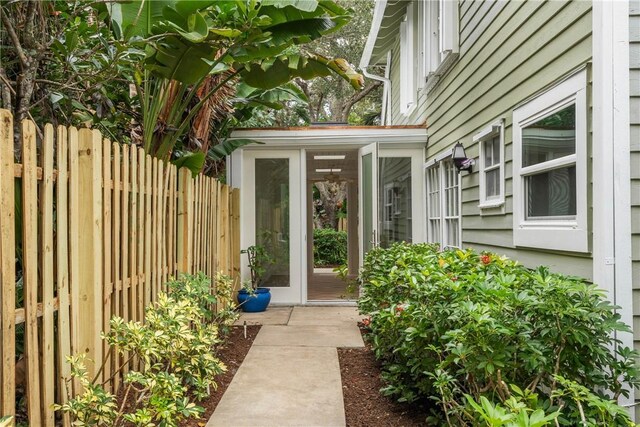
[478,200,504,210]
[424,52,459,95]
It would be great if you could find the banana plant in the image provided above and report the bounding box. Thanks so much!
[107,0,364,173]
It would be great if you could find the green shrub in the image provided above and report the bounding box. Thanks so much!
[358,243,640,426]
[313,228,347,266]
[56,272,235,427]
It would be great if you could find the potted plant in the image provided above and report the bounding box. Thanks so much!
[237,245,272,312]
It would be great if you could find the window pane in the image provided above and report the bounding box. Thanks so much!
[526,165,576,218]
[379,157,412,247]
[255,159,290,287]
[483,136,500,168]
[522,104,576,167]
[492,135,500,164]
[486,169,499,198]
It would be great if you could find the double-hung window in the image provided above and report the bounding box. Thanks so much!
[418,0,459,89]
[512,70,587,252]
[474,120,505,210]
[426,157,461,249]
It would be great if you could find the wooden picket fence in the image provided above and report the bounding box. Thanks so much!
[0,110,241,426]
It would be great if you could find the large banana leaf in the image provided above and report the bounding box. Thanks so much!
[241,55,363,90]
[108,0,175,40]
[146,36,218,84]
[234,82,308,110]
[209,138,263,161]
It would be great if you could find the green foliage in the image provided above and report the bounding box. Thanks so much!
[313,228,347,266]
[53,354,118,426]
[241,245,274,289]
[167,272,239,331]
[111,0,363,170]
[56,273,235,426]
[358,243,640,426]
[0,416,13,427]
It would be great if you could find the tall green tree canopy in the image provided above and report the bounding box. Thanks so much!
[1,0,364,174]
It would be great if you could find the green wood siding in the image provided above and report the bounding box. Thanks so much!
[388,0,594,276]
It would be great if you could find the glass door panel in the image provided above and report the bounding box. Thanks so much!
[378,157,412,247]
[255,159,290,287]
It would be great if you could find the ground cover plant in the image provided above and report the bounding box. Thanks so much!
[314,228,347,267]
[358,243,640,426]
[55,272,238,426]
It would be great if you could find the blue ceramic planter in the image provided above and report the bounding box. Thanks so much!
[237,287,271,312]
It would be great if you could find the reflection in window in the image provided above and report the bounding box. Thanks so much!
[521,104,577,219]
[522,104,576,167]
[255,159,290,287]
[378,157,412,247]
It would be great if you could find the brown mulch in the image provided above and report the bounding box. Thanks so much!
[106,324,260,427]
[338,324,432,427]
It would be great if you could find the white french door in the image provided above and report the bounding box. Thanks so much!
[243,150,302,303]
[359,144,426,265]
[426,158,461,249]
[358,143,378,266]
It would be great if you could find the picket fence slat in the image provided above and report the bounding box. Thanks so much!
[0,111,240,424]
[67,126,81,396]
[0,110,16,417]
[102,139,113,388]
[22,119,42,425]
[41,124,56,427]
[112,142,122,392]
[56,126,72,427]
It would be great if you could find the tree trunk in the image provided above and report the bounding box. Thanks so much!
[315,181,347,229]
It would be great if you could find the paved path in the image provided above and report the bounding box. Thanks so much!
[206,306,364,427]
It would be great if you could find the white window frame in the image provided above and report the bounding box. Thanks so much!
[399,2,416,116]
[474,120,505,210]
[425,156,461,249]
[512,70,588,252]
[418,0,459,91]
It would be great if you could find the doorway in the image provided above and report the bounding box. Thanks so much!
[306,150,359,302]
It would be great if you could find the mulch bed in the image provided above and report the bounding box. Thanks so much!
[182,324,261,427]
[338,324,432,427]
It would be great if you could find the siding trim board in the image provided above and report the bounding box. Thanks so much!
[592,4,634,414]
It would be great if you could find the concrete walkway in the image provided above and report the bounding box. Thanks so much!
[206,306,364,427]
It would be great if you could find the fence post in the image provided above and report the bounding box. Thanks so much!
[75,129,103,375]
[177,168,193,274]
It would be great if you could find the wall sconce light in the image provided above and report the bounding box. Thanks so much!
[452,142,475,172]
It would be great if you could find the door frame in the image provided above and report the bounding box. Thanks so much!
[242,149,304,304]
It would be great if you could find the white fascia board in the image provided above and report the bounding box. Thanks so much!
[230,127,427,147]
[360,0,388,69]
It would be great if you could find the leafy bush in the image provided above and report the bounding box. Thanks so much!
[56,272,235,426]
[313,228,347,267]
[167,272,239,331]
[358,243,640,426]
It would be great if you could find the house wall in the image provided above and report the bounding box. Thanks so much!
[630,1,640,353]
[388,0,594,278]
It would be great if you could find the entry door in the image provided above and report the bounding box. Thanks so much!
[244,150,302,303]
[359,143,378,265]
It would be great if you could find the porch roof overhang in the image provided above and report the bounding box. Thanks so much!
[230,125,427,148]
[360,0,408,68]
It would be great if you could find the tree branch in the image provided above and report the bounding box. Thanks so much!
[1,7,29,68]
[340,80,381,121]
